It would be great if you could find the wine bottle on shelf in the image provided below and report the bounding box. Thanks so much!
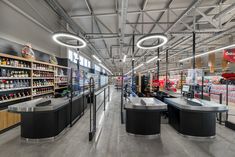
[4,95,8,100]
[6,59,10,65]
[2,58,6,65]
[1,80,5,89]
[10,81,13,89]
[9,93,14,99]
[6,70,10,77]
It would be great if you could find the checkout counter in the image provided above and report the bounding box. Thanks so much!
[150,89,181,102]
[8,91,89,140]
[164,85,228,137]
[125,96,167,135]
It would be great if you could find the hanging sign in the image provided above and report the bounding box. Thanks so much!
[223,49,235,63]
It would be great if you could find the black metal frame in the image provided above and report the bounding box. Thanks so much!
[89,82,110,141]
[89,77,95,141]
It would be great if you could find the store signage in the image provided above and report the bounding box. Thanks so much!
[68,49,78,63]
[223,49,235,63]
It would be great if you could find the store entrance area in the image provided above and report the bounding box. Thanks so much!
[0,86,235,157]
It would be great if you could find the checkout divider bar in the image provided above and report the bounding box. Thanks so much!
[209,92,226,124]
[89,81,110,141]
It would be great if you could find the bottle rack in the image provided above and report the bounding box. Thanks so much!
[54,65,68,90]
[0,53,69,104]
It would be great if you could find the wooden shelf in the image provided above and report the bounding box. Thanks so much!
[55,75,68,77]
[33,60,56,66]
[32,91,54,97]
[55,65,69,69]
[0,53,32,62]
[55,81,68,84]
[0,95,31,104]
[33,69,54,72]
[0,77,31,80]
[0,87,31,92]
[0,65,31,70]
[33,77,54,79]
[55,86,68,90]
[33,85,54,88]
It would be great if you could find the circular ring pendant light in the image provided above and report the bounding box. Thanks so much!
[137,34,168,50]
[52,32,87,48]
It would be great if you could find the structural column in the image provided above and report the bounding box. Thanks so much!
[166,49,168,86]
[131,35,135,93]
[157,48,160,91]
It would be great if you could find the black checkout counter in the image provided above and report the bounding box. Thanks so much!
[124,96,167,135]
[8,91,89,140]
[165,97,228,137]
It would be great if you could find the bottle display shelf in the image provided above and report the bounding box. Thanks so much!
[0,95,31,104]
[0,87,31,92]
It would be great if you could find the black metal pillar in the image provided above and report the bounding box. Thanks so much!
[181,71,183,94]
[201,76,204,99]
[104,88,106,111]
[121,71,124,124]
[157,48,160,92]
[226,80,229,121]
[166,49,168,87]
[192,32,196,69]
[132,35,135,93]
[192,32,196,97]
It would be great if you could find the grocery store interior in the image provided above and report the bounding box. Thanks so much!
[0,0,235,157]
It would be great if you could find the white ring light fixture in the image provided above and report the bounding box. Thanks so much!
[137,34,168,50]
[52,32,87,48]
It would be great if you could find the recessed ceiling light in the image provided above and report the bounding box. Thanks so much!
[137,34,168,50]
[52,32,87,48]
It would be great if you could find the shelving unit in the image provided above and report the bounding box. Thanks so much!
[0,65,31,70]
[33,77,54,79]
[0,87,31,92]
[0,77,31,80]
[0,53,69,104]
[32,91,54,97]
[33,85,54,88]
[0,95,31,104]
[54,65,69,91]
[55,86,68,90]
[32,69,54,72]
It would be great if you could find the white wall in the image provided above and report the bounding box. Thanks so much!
[0,0,62,57]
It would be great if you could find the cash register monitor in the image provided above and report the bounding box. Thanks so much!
[182,85,190,93]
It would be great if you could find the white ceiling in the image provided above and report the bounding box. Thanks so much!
[4,0,235,74]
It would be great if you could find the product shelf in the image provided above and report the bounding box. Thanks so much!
[0,77,31,80]
[55,86,68,90]
[0,65,31,70]
[0,87,31,92]
[32,91,54,97]
[33,77,54,80]
[33,85,54,88]
[0,95,31,104]
[33,69,54,72]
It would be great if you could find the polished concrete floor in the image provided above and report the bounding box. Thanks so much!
[0,87,235,157]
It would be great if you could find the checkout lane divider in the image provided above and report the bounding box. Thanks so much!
[89,84,111,141]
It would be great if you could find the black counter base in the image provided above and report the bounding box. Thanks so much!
[225,121,235,131]
[21,95,88,139]
[168,105,216,137]
[126,110,161,135]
